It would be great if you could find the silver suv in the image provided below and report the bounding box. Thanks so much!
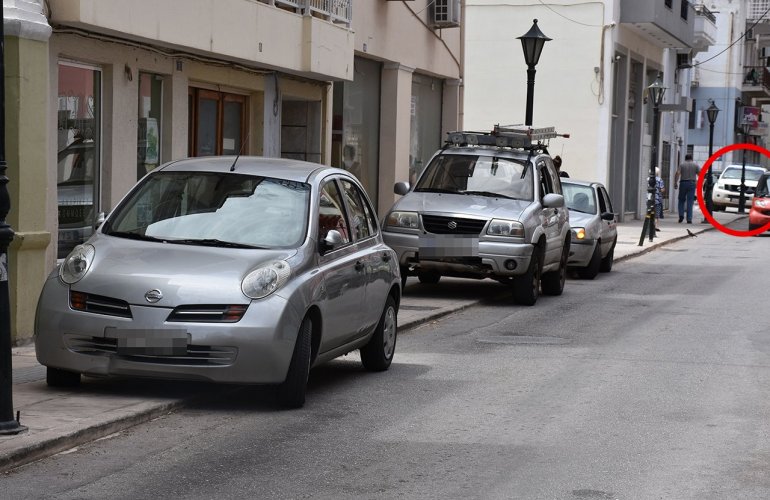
[382,126,570,305]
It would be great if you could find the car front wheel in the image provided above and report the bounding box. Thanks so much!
[277,316,312,409]
[360,295,398,371]
[578,242,601,279]
[600,239,615,272]
[46,367,81,388]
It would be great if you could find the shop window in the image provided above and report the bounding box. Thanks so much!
[188,88,248,156]
[137,73,163,180]
[410,74,443,185]
[57,62,101,259]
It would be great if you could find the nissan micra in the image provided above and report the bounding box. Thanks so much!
[35,157,401,408]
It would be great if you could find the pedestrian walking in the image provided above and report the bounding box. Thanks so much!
[674,153,699,224]
[655,167,665,219]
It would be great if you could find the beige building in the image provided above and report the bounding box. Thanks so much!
[5,0,463,343]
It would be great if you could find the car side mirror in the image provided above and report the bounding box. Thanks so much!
[601,212,615,221]
[542,193,565,209]
[94,212,106,229]
[747,188,756,195]
[394,182,410,196]
[319,229,344,255]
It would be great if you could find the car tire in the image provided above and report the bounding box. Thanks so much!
[417,272,440,285]
[277,316,312,409]
[360,295,398,372]
[541,239,569,296]
[599,239,615,273]
[513,247,542,306]
[46,366,81,388]
[400,267,408,290]
[577,242,601,280]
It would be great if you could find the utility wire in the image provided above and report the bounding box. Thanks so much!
[535,0,604,27]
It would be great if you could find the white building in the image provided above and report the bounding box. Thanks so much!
[464,0,717,220]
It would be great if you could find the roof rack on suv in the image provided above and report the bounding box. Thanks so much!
[446,124,568,151]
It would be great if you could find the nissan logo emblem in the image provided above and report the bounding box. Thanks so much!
[145,289,163,303]
[447,221,458,230]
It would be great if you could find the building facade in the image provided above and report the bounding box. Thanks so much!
[4,0,463,343]
[464,0,717,220]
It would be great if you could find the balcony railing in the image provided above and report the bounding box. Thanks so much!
[693,3,716,23]
[743,65,770,93]
[261,0,352,26]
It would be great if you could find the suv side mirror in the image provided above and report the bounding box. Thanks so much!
[542,193,565,209]
[394,182,410,196]
[319,229,344,255]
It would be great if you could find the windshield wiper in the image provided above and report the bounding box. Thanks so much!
[414,187,460,194]
[107,231,166,243]
[166,238,264,249]
[461,190,515,200]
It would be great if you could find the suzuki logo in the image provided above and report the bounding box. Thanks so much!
[145,289,163,303]
[447,221,458,230]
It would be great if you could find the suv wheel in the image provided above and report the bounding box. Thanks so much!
[513,247,542,306]
[542,239,569,295]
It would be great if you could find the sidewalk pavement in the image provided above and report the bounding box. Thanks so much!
[0,207,747,473]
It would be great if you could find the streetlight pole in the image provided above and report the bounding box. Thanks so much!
[0,8,26,435]
[639,74,666,246]
[738,119,751,214]
[702,100,720,222]
[518,19,551,126]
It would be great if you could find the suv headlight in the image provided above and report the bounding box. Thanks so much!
[572,227,586,240]
[242,260,291,299]
[385,211,419,229]
[487,219,524,237]
[59,244,95,284]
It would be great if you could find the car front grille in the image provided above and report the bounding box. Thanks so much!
[64,336,238,366]
[70,291,132,318]
[421,214,487,235]
[166,305,248,323]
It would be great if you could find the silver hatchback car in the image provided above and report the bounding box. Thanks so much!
[382,126,571,305]
[561,179,617,279]
[35,157,401,408]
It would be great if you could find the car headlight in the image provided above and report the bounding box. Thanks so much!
[59,244,95,284]
[487,219,524,237]
[385,211,419,229]
[242,260,291,299]
[572,227,586,240]
[756,199,768,208]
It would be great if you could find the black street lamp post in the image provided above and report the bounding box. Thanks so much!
[702,100,719,222]
[738,119,751,214]
[0,9,26,435]
[518,19,551,126]
[639,74,666,246]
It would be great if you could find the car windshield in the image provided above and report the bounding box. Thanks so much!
[104,171,311,248]
[722,167,766,181]
[414,154,533,201]
[756,176,770,197]
[562,183,597,214]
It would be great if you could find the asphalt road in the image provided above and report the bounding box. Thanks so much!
[4,230,770,500]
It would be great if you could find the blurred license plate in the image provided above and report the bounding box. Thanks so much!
[419,234,479,259]
[110,329,188,356]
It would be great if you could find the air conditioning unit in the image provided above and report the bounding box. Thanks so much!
[430,0,461,29]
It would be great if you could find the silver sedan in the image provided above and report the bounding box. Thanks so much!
[35,157,401,408]
[562,179,618,279]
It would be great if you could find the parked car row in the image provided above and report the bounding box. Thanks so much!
[35,126,618,409]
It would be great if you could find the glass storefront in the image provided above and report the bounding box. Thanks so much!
[57,62,101,259]
[332,57,381,206]
[410,74,443,184]
[137,73,163,180]
[188,88,247,156]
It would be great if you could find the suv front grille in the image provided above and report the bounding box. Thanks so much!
[422,214,487,235]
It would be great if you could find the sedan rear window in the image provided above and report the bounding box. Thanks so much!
[104,172,310,248]
[562,184,597,214]
[415,154,533,201]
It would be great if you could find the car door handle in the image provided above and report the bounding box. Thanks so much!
[355,260,364,271]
